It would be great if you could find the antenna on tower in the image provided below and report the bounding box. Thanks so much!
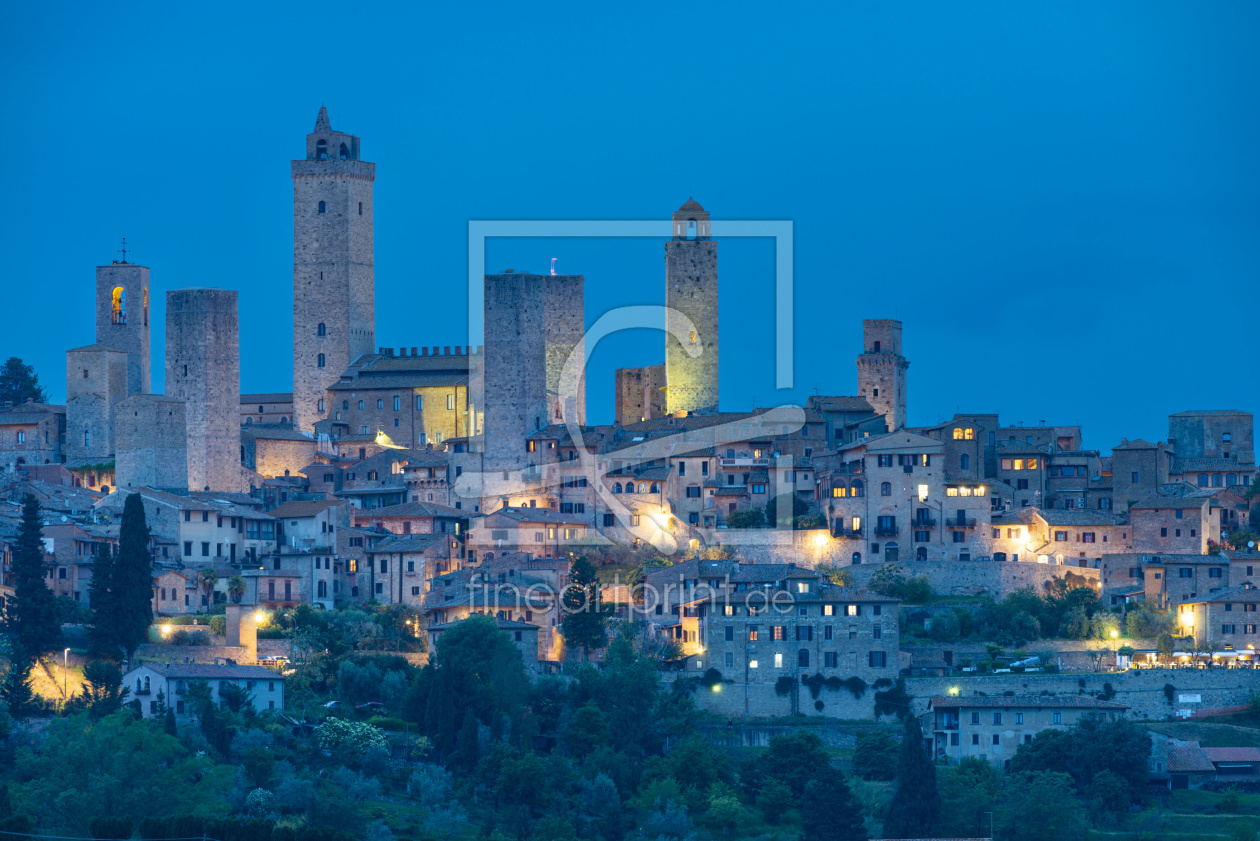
[117,238,129,264]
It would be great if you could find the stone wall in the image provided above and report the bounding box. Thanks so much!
[66,346,128,462]
[482,273,547,490]
[115,394,188,491]
[94,263,151,396]
[856,319,907,431]
[543,275,585,425]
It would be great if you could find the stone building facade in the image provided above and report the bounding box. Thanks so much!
[855,319,908,432]
[292,106,375,433]
[665,199,719,416]
[615,364,665,426]
[0,403,66,471]
[94,262,150,396]
[114,394,188,491]
[165,288,242,492]
[65,345,128,464]
[241,393,294,426]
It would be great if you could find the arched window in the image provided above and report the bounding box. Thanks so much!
[259,405,265,413]
[685,219,697,240]
[961,454,971,470]
[650,483,660,493]
[317,323,326,336]
[965,428,975,440]
[342,400,349,410]
[638,482,648,494]
[376,399,384,410]
[852,480,863,497]
[852,552,861,564]
[358,400,364,410]
[917,546,927,561]
[1211,473,1222,487]
[281,415,289,423]
[873,341,881,353]
[317,353,326,368]
[316,139,328,159]
[339,143,349,159]
[1197,473,1208,487]
[111,287,126,324]
[612,483,622,494]
[318,200,327,214]
[798,649,809,668]
[952,428,963,440]
[1227,474,1237,486]
[880,482,891,496]
[245,417,253,424]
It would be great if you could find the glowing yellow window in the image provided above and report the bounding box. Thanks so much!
[1013,459,1024,470]
[964,428,975,440]
[952,428,963,440]
[947,487,958,497]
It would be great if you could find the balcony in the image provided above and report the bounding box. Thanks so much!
[875,524,899,537]
[912,517,937,528]
[720,457,770,467]
[946,517,978,529]
[832,526,863,538]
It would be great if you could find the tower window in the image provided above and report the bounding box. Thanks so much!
[317,353,326,368]
[316,139,327,159]
[318,201,326,214]
[84,431,90,447]
[316,400,325,412]
[183,365,188,376]
[317,323,326,336]
[359,202,363,215]
[873,340,881,352]
[339,143,349,159]
[111,287,126,325]
[82,369,88,378]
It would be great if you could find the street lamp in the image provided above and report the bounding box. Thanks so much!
[63,647,70,705]
[1111,629,1119,669]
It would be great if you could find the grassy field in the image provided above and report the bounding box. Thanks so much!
[30,656,85,705]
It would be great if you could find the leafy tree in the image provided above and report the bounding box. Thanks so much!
[755,778,793,823]
[901,575,934,603]
[218,683,254,714]
[939,757,1002,837]
[421,613,529,757]
[317,718,388,765]
[561,556,609,659]
[5,494,59,662]
[869,564,907,598]
[1011,713,1150,799]
[112,494,154,658]
[884,714,939,838]
[89,816,133,839]
[1059,605,1090,639]
[1009,610,1042,642]
[853,730,898,780]
[0,357,48,406]
[705,783,750,835]
[1155,632,1176,661]
[927,609,961,642]
[764,493,810,529]
[997,771,1086,841]
[1125,605,1174,639]
[228,576,247,604]
[73,660,128,719]
[725,509,765,529]
[800,769,867,841]
[1087,768,1130,822]
[10,711,232,833]
[741,730,832,802]
[564,701,611,759]
[816,564,855,587]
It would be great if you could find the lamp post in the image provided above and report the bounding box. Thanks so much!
[1111,629,1119,670]
[63,647,70,705]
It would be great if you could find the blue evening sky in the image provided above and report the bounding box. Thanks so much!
[3,2,1257,451]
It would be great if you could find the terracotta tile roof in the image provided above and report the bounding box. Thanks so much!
[1186,583,1260,604]
[1130,495,1211,511]
[267,499,341,518]
[1166,741,1217,773]
[1036,510,1125,526]
[355,501,463,519]
[132,662,283,681]
[371,532,450,553]
[1204,747,1260,763]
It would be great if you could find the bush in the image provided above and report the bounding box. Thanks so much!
[366,716,409,732]
[726,509,765,529]
[901,575,933,603]
[853,730,898,779]
[928,610,961,642]
[209,615,227,636]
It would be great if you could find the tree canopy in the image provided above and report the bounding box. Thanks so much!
[0,358,48,406]
[5,494,59,662]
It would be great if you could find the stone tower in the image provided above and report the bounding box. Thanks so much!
[65,345,128,461]
[115,393,188,491]
[856,319,909,431]
[95,262,151,396]
[615,364,665,426]
[665,199,718,415]
[543,274,586,426]
[166,289,242,492]
[292,106,376,432]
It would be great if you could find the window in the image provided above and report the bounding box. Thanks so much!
[1053,712,1062,724]
[447,394,456,411]
[317,322,326,336]
[748,626,759,641]
[993,712,1002,724]
[992,734,1000,745]
[359,201,363,215]
[798,649,809,668]
[318,200,326,213]
[971,711,981,724]
[868,651,886,668]
[393,395,401,411]
[972,734,980,745]
[961,454,970,470]
[881,482,891,496]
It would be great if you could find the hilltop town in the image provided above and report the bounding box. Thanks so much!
[0,106,1258,841]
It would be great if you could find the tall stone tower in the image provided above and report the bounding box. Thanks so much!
[95,262,151,396]
[292,106,375,432]
[615,364,665,425]
[856,319,909,431]
[166,289,242,492]
[665,199,718,415]
[65,345,128,461]
[543,274,586,426]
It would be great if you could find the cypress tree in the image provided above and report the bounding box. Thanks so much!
[884,714,940,838]
[112,494,154,659]
[5,494,59,662]
[88,542,118,657]
[560,556,608,660]
[800,768,867,841]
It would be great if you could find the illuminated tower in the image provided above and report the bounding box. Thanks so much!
[95,261,151,396]
[292,106,375,432]
[856,319,909,431]
[665,199,719,415]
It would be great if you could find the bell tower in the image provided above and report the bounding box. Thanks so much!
[292,106,376,432]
